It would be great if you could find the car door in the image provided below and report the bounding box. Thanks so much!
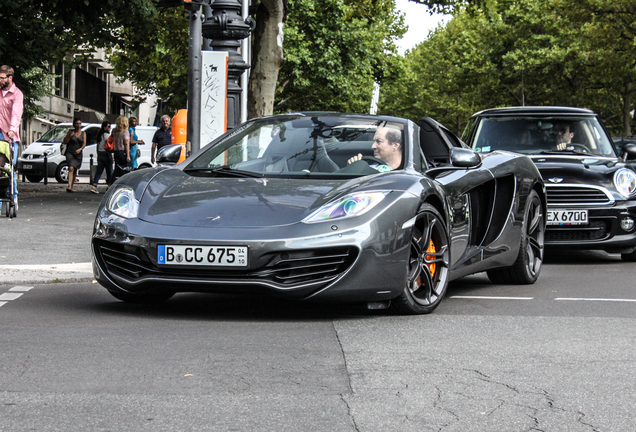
[418,117,495,268]
[80,125,100,174]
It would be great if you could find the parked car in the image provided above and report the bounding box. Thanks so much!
[18,123,157,183]
[92,112,546,314]
[463,106,636,261]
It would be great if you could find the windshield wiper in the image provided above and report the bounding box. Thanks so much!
[539,150,588,155]
[184,165,264,178]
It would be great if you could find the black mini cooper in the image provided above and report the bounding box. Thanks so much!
[463,106,636,261]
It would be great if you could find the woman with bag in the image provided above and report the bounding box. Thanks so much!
[112,116,130,177]
[90,121,113,194]
[61,117,86,192]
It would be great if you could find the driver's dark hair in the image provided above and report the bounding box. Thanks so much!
[385,128,401,146]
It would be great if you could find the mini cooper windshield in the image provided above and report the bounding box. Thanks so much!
[186,115,405,178]
[470,116,616,157]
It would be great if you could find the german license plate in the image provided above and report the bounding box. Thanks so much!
[23,164,32,170]
[157,245,248,266]
[547,209,588,225]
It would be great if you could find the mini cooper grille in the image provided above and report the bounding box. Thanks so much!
[545,220,610,242]
[546,185,612,205]
[95,240,357,287]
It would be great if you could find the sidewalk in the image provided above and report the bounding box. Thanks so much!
[0,175,100,285]
[0,262,94,284]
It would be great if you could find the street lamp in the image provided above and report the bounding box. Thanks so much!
[202,0,255,129]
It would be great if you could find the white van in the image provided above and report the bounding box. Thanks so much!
[18,123,158,183]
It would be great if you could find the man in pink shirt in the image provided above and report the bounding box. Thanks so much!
[0,65,24,203]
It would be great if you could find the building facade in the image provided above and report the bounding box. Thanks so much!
[21,48,157,149]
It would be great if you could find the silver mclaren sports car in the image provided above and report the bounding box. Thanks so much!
[92,113,546,314]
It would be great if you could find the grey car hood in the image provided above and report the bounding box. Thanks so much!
[137,169,373,228]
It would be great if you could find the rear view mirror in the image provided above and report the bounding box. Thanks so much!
[451,148,481,168]
[156,144,182,165]
[621,143,636,161]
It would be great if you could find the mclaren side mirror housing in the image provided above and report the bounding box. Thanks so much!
[156,144,183,165]
[451,147,482,168]
[621,143,636,162]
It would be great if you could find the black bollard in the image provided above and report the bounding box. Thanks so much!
[43,154,48,185]
[90,154,94,185]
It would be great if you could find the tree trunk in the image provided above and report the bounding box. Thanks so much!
[248,0,287,119]
[623,82,632,137]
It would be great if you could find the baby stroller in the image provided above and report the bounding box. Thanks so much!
[0,139,17,218]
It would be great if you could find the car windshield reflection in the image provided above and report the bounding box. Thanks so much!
[472,116,616,157]
[188,115,405,178]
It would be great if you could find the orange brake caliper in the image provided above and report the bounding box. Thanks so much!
[426,240,437,276]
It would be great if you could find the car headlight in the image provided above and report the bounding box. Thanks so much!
[43,148,55,156]
[107,186,139,218]
[614,168,636,198]
[303,191,390,223]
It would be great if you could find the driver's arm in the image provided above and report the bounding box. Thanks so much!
[347,153,363,165]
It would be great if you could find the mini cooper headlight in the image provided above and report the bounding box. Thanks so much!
[303,191,390,223]
[614,168,636,198]
[107,186,139,218]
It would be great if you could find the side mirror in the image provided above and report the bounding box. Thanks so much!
[156,144,182,165]
[621,143,636,161]
[451,147,481,168]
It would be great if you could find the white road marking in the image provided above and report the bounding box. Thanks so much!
[450,296,534,300]
[0,301,6,307]
[0,293,24,301]
[9,286,34,292]
[555,298,636,302]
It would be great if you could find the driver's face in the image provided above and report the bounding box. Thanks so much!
[555,125,573,144]
[372,127,398,163]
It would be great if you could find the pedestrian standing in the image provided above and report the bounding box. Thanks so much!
[112,115,130,170]
[0,65,24,208]
[128,116,143,169]
[62,117,86,192]
[151,114,172,164]
[90,121,113,193]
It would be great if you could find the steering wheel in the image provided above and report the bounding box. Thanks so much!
[361,155,386,165]
[564,143,591,153]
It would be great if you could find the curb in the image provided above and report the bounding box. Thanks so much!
[0,262,94,285]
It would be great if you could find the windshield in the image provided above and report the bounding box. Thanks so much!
[37,125,71,143]
[471,116,616,157]
[188,115,405,178]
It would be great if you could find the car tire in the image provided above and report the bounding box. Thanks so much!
[391,204,450,315]
[25,175,43,183]
[55,162,69,183]
[487,190,545,284]
[138,163,152,169]
[107,289,175,304]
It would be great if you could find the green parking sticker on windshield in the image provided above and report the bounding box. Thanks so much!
[377,165,392,172]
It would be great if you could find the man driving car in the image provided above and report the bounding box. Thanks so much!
[347,126,402,171]
[555,123,575,151]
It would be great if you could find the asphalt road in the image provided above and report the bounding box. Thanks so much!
[1,180,635,431]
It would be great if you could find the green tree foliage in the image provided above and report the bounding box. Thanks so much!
[107,7,189,115]
[380,0,636,135]
[275,0,406,114]
[0,0,157,119]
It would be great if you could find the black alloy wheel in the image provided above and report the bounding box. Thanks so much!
[487,190,545,284]
[391,204,450,315]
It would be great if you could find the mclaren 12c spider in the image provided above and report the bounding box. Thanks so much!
[92,113,546,314]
